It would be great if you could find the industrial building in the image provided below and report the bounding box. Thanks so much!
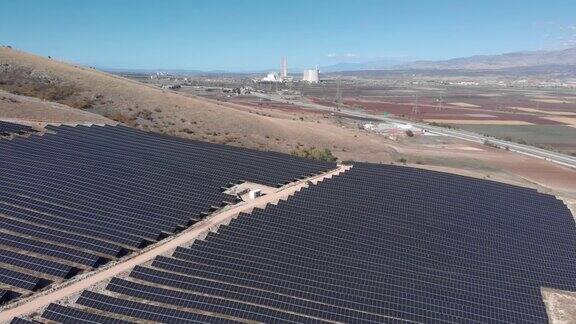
[260,72,282,82]
[302,66,320,83]
[260,57,292,83]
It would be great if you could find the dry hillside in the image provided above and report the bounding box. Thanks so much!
[0,47,399,158]
[0,89,113,126]
[2,47,576,199]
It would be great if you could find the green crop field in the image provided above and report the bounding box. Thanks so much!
[455,125,576,154]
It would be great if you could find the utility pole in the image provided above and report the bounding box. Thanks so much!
[412,95,420,115]
[437,94,444,111]
[335,78,343,109]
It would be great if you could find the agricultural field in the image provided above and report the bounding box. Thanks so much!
[456,125,576,154]
[300,81,576,154]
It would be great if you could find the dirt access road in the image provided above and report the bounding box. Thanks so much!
[0,165,350,322]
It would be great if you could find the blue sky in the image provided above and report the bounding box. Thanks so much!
[1,0,575,71]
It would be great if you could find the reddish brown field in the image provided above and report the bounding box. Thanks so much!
[309,97,573,125]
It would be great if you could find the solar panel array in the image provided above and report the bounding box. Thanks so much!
[32,163,576,323]
[0,121,34,136]
[0,124,333,306]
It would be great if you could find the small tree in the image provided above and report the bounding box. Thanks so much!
[290,147,337,162]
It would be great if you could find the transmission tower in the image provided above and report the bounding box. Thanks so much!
[335,78,343,109]
[412,95,420,115]
[436,94,444,111]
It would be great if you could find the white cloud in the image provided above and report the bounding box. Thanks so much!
[561,37,576,47]
[326,52,359,59]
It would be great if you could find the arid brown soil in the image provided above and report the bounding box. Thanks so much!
[0,89,112,125]
[0,47,399,156]
[543,288,576,324]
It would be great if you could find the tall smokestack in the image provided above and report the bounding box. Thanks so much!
[281,57,287,78]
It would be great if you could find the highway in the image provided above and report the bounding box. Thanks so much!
[252,92,576,170]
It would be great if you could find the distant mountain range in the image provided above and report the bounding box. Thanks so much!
[322,47,576,72]
[319,58,414,72]
[104,47,576,76]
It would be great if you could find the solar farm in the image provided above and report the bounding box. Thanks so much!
[1,123,576,323]
[0,121,35,137]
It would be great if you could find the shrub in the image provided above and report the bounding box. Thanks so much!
[405,130,414,137]
[104,112,135,124]
[483,140,499,149]
[135,109,153,121]
[68,97,94,110]
[429,122,455,129]
[396,157,407,164]
[290,147,337,162]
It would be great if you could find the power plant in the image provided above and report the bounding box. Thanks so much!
[260,57,319,83]
[302,66,320,83]
[260,57,292,83]
[280,56,287,79]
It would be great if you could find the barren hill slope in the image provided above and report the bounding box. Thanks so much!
[0,47,396,158]
[0,89,113,126]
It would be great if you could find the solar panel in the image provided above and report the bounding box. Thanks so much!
[0,288,20,306]
[76,291,241,324]
[9,318,38,324]
[0,123,333,307]
[106,277,324,323]
[0,267,50,291]
[42,303,134,324]
[0,232,106,267]
[0,249,77,278]
[0,121,34,136]
[51,162,576,323]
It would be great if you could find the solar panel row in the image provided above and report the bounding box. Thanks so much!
[0,289,20,306]
[0,249,78,278]
[41,303,134,324]
[76,291,240,324]
[37,163,576,323]
[0,124,333,307]
[0,121,34,136]
[0,267,50,291]
[106,277,328,324]
[8,317,36,324]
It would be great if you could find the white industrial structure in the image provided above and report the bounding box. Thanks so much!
[302,66,320,83]
[261,72,282,82]
[280,57,288,78]
[259,57,292,83]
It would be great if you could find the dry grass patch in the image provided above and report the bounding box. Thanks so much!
[425,119,534,125]
[448,102,481,108]
[510,107,576,116]
[532,99,573,104]
[540,116,576,126]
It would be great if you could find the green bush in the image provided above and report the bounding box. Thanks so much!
[483,140,500,149]
[290,147,337,162]
[429,122,456,129]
